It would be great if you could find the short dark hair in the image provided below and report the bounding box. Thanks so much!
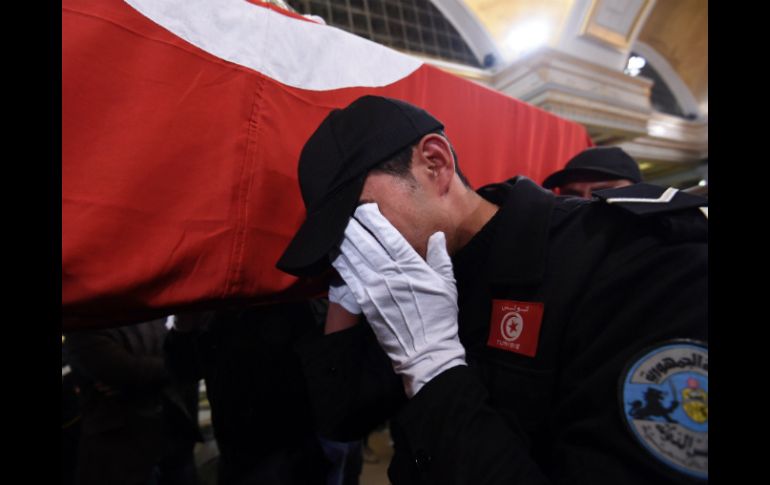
[372,130,472,188]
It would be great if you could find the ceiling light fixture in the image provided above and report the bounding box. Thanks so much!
[625,55,646,77]
[503,20,550,59]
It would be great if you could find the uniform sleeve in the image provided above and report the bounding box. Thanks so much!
[297,322,407,441]
[390,365,550,484]
[547,233,707,483]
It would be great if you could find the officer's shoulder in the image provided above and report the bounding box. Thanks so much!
[592,183,707,243]
[550,184,707,243]
[593,183,707,217]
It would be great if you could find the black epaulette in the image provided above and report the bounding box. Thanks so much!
[593,183,707,242]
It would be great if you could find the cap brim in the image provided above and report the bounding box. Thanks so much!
[542,169,570,189]
[276,176,366,276]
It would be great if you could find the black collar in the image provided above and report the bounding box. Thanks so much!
[474,176,555,287]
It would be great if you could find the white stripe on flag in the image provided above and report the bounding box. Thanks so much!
[125,0,423,91]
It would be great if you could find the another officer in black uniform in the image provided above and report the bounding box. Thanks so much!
[542,145,643,198]
[277,96,708,484]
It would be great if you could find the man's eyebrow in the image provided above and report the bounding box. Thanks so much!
[590,185,615,191]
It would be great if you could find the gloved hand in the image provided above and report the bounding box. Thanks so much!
[331,203,466,397]
[328,275,362,315]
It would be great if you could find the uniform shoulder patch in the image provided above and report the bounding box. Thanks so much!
[594,183,707,217]
[618,340,708,480]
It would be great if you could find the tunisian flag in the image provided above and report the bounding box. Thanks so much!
[63,0,592,327]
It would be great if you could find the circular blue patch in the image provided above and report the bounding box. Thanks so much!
[619,340,708,480]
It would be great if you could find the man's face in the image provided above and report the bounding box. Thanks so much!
[358,171,448,259]
[558,178,633,198]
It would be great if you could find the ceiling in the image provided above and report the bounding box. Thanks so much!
[636,0,707,116]
[461,0,707,118]
[456,0,707,186]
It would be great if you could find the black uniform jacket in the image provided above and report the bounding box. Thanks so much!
[298,176,708,484]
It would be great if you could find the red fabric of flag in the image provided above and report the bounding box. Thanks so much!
[63,0,592,326]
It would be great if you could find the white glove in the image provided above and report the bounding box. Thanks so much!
[331,203,466,397]
[328,275,362,315]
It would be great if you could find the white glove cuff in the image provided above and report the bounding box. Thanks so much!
[328,279,362,315]
[399,345,467,398]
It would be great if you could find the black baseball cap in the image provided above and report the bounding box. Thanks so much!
[276,95,444,276]
[542,146,642,189]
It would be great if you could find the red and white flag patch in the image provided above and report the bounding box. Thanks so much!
[487,300,544,357]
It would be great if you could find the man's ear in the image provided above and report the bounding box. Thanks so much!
[416,134,455,195]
